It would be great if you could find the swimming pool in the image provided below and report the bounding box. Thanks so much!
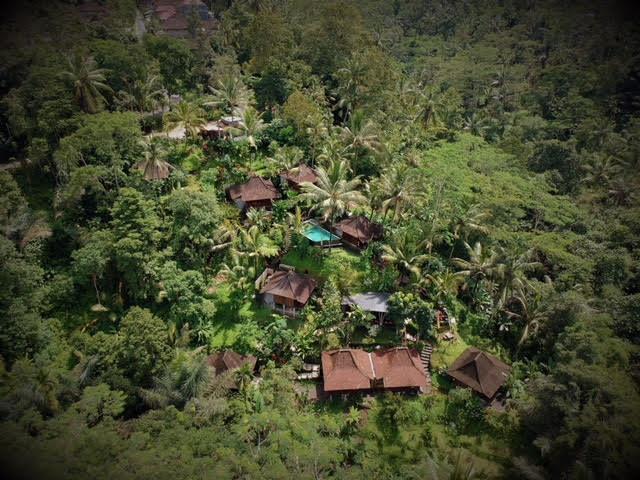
[303,224,340,243]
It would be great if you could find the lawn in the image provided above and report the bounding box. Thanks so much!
[208,283,274,349]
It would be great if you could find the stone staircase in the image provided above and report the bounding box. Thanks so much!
[420,344,434,391]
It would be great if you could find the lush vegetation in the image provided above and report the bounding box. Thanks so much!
[1,0,639,478]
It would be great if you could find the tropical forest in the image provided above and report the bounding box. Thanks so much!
[1,1,639,479]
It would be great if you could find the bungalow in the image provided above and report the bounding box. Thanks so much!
[259,269,317,316]
[447,347,511,402]
[342,292,391,323]
[208,350,257,374]
[227,176,281,210]
[153,0,218,38]
[280,165,318,191]
[200,120,229,140]
[207,350,257,389]
[321,347,430,395]
[334,216,383,249]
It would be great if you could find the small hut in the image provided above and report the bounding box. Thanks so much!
[334,216,383,249]
[280,165,318,191]
[447,347,511,401]
[259,270,317,315]
[227,176,281,210]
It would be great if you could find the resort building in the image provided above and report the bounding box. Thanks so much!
[447,347,511,402]
[280,165,318,191]
[321,347,430,395]
[334,216,383,249]
[258,269,317,315]
[148,0,218,38]
[342,292,391,323]
[227,176,281,210]
[207,350,257,389]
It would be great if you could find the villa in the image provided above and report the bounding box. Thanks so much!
[280,165,318,191]
[321,347,430,395]
[227,176,281,210]
[258,268,317,316]
[334,216,383,249]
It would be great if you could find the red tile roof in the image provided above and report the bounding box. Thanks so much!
[228,177,281,203]
[260,270,317,305]
[322,347,428,393]
[447,347,511,399]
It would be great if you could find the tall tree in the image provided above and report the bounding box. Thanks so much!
[60,54,112,114]
[299,159,367,227]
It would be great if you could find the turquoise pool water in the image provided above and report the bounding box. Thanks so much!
[304,224,340,242]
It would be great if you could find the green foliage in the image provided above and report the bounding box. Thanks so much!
[116,307,171,386]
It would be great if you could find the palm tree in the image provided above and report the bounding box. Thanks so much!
[205,74,252,115]
[503,287,548,355]
[299,159,367,227]
[424,270,462,305]
[581,154,622,187]
[135,138,175,181]
[219,252,256,299]
[163,102,206,138]
[374,163,422,221]
[117,73,167,113]
[607,177,636,206]
[60,54,112,113]
[141,348,217,409]
[237,225,279,270]
[448,205,490,258]
[333,56,366,121]
[381,232,429,284]
[341,110,384,161]
[493,248,541,310]
[415,87,443,128]
[236,106,265,149]
[453,241,498,295]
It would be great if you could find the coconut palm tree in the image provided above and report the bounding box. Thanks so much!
[163,102,206,138]
[117,73,167,113]
[453,241,499,295]
[341,110,384,159]
[135,138,175,181]
[141,348,218,409]
[493,248,541,310]
[205,74,253,115]
[236,225,279,269]
[374,163,422,221]
[415,87,443,128]
[382,232,429,284]
[60,54,112,113]
[581,153,622,187]
[424,270,462,305]
[448,205,490,258]
[333,56,366,121]
[503,287,548,355]
[299,159,367,227]
[219,252,256,299]
[236,106,265,149]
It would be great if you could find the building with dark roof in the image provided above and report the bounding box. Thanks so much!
[227,176,281,210]
[208,350,257,374]
[447,347,511,401]
[321,347,430,395]
[342,292,391,322]
[334,216,383,249]
[280,165,318,191]
[259,269,317,315]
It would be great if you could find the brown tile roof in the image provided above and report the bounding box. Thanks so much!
[447,347,511,399]
[322,347,428,393]
[207,350,257,374]
[228,177,281,203]
[260,270,317,305]
[322,349,374,392]
[281,165,318,185]
[335,216,383,243]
